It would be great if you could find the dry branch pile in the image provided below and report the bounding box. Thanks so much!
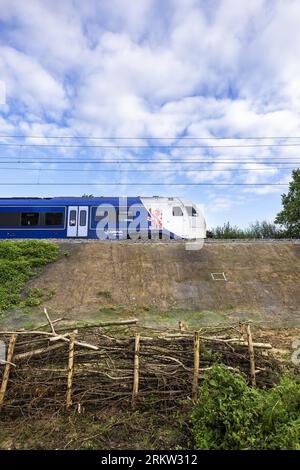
[0,317,281,416]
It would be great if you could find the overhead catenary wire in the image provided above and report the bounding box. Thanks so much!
[0,182,289,186]
[2,134,300,140]
[0,166,296,173]
[2,142,300,148]
[0,159,299,164]
[1,153,300,163]
[0,136,296,189]
[1,153,300,162]
[2,155,300,161]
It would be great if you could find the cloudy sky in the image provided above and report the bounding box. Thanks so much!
[0,0,299,228]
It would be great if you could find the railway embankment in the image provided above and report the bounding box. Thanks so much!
[25,240,300,326]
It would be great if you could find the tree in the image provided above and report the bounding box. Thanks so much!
[210,221,285,239]
[247,220,285,239]
[211,222,245,239]
[275,169,300,237]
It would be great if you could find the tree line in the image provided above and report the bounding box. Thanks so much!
[208,169,300,239]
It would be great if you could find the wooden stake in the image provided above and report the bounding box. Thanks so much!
[246,324,256,387]
[66,333,75,409]
[0,334,17,410]
[132,333,140,407]
[239,324,244,342]
[192,331,200,401]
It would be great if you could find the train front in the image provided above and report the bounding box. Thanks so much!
[180,198,206,240]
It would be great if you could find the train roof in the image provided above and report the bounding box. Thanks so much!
[0,197,195,208]
[0,196,142,206]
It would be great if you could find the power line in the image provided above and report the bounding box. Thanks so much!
[1,154,300,162]
[2,142,300,148]
[2,154,300,160]
[0,166,294,173]
[0,182,289,186]
[0,160,298,164]
[1,135,300,140]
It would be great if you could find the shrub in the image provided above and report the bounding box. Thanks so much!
[0,240,59,314]
[189,365,300,450]
[210,221,287,239]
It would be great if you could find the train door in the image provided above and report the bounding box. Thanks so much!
[166,199,188,238]
[67,206,88,237]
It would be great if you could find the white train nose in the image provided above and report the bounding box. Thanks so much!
[141,197,206,240]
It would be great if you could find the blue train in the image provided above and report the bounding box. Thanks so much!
[0,196,206,240]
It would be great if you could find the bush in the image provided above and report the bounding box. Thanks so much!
[0,240,59,314]
[189,365,300,450]
[211,222,245,239]
[210,221,287,239]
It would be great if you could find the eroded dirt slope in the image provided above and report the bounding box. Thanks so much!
[28,241,300,325]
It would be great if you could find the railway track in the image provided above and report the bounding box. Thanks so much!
[1,238,300,244]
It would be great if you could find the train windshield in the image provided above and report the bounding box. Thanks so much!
[185,206,197,217]
[172,206,183,216]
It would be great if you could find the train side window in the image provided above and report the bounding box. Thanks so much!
[186,206,197,217]
[119,210,135,222]
[94,209,107,222]
[79,210,87,226]
[69,210,77,226]
[21,212,39,226]
[172,207,183,216]
[118,210,127,222]
[0,212,20,227]
[94,209,116,223]
[45,212,64,226]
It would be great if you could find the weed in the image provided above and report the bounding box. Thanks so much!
[97,290,112,298]
[0,240,59,315]
[189,365,300,450]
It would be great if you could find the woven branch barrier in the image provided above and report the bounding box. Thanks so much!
[0,323,280,416]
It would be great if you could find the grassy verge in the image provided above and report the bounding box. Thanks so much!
[0,240,59,316]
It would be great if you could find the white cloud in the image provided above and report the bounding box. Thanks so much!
[1,0,300,138]
[0,0,299,223]
[0,46,67,116]
[0,0,87,74]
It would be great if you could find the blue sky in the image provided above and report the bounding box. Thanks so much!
[0,0,299,228]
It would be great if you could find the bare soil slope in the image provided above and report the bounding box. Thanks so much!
[28,241,300,325]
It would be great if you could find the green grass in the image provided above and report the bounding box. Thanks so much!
[134,307,228,329]
[0,240,60,315]
[71,306,230,331]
